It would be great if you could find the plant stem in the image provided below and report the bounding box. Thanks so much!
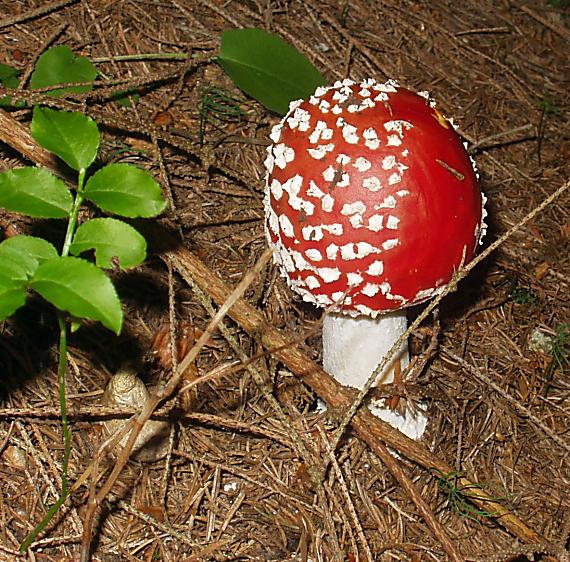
[91,52,201,63]
[61,168,86,257]
[20,313,71,551]
[20,175,85,551]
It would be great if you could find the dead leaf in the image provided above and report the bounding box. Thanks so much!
[153,111,174,127]
[534,261,549,280]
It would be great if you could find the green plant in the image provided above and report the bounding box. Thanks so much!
[433,469,509,522]
[217,28,326,115]
[0,62,23,107]
[0,106,166,550]
[545,324,570,387]
[511,284,537,305]
[198,85,246,145]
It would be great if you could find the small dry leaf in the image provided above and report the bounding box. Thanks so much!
[151,321,196,370]
[12,49,26,62]
[135,503,165,522]
[152,110,174,127]
[150,321,220,370]
[517,374,529,401]
[561,221,570,239]
[125,136,153,152]
[529,225,545,243]
[534,261,549,280]
[1,445,28,470]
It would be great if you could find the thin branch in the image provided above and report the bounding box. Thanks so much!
[0,0,78,28]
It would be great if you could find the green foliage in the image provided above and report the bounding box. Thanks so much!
[31,107,99,171]
[0,107,166,329]
[433,469,509,522]
[84,163,167,218]
[30,257,122,334]
[70,218,147,269]
[0,62,24,108]
[29,45,98,97]
[511,284,537,305]
[217,28,326,115]
[199,85,246,145]
[0,167,73,218]
[0,275,27,320]
[0,235,58,277]
[0,105,166,551]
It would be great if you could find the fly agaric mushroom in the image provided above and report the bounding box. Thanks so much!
[264,78,486,439]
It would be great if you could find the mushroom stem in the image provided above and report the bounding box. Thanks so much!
[322,311,427,440]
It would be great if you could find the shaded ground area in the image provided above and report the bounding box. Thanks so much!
[0,1,569,560]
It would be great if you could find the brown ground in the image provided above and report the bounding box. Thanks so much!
[0,1,569,561]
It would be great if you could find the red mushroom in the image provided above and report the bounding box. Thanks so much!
[264,78,487,438]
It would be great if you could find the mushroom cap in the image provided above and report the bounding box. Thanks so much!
[264,78,486,316]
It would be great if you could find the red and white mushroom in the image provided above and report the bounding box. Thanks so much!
[264,78,487,439]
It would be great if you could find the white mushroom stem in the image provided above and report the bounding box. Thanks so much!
[322,311,427,440]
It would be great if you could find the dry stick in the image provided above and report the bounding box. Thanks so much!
[0,406,296,448]
[78,248,272,561]
[117,500,201,548]
[0,0,78,28]
[519,5,570,42]
[442,348,570,454]
[0,110,62,172]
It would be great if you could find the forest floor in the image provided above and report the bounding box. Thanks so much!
[0,1,568,561]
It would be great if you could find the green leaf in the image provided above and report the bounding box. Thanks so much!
[0,275,27,321]
[0,255,29,282]
[0,167,72,218]
[29,45,98,97]
[31,107,100,171]
[70,218,147,269]
[217,28,326,115]
[0,63,19,84]
[0,253,28,320]
[84,163,166,218]
[0,235,59,277]
[30,256,123,334]
[0,62,24,108]
[112,88,140,108]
